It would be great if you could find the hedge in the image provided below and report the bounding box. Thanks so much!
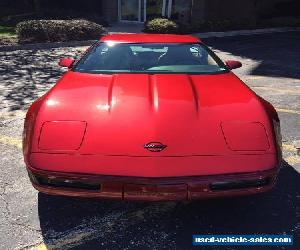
[144,18,181,34]
[16,19,106,43]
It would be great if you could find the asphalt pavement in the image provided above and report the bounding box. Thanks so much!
[0,32,299,250]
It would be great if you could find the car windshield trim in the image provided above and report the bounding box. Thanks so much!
[72,70,229,76]
[72,42,229,75]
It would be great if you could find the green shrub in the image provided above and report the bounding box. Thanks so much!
[16,19,106,43]
[0,26,16,36]
[144,18,180,34]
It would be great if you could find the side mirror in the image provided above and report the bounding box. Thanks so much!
[58,58,75,68]
[225,60,242,70]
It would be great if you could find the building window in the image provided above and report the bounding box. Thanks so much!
[146,0,164,20]
[170,0,192,23]
[119,0,140,21]
[118,0,192,23]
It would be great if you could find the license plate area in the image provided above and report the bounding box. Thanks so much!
[124,183,187,201]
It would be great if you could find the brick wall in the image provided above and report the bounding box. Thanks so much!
[191,0,206,23]
[203,0,256,21]
[0,0,34,18]
[190,0,294,23]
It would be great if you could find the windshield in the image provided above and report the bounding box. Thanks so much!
[74,42,228,74]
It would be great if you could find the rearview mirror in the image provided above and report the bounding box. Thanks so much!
[58,58,75,68]
[225,60,242,70]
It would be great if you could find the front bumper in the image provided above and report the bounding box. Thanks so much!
[27,166,279,201]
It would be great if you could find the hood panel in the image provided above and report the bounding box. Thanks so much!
[33,71,275,156]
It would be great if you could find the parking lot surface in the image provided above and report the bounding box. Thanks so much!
[0,32,299,250]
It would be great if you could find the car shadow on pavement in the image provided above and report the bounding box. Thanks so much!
[37,160,300,250]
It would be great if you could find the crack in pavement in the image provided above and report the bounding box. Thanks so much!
[0,182,40,234]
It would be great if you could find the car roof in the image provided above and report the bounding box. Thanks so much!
[100,33,201,44]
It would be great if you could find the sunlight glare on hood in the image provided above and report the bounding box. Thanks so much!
[96,97,117,111]
[46,99,59,106]
[96,104,110,111]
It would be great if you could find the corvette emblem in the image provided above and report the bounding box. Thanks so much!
[144,142,167,152]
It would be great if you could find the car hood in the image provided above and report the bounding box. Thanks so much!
[32,71,274,156]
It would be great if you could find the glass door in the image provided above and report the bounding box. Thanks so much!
[146,0,164,20]
[170,0,192,22]
[119,0,141,22]
[118,0,191,23]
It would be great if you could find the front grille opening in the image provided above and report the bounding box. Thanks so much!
[35,175,101,191]
[210,178,270,191]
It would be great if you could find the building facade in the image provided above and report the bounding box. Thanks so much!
[0,0,296,25]
[102,0,292,24]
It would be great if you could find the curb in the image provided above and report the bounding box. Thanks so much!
[193,27,300,39]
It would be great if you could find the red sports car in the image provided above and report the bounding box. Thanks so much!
[23,34,282,201]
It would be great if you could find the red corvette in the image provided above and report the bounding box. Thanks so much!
[23,34,282,201]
